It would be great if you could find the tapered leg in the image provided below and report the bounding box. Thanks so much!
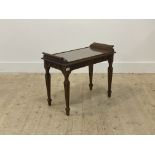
[89,64,93,90]
[44,62,52,106]
[108,55,113,97]
[63,70,71,116]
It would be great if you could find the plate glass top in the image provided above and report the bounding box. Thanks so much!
[54,48,103,62]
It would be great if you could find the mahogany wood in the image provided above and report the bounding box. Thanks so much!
[42,42,116,116]
[89,64,93,90]
[62,70,71,116]
[44,61,52,106]
[108,54,113,97]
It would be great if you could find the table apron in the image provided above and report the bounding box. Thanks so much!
[44,55,112,72]
[68,56,109,71]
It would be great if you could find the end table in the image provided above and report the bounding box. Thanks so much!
[42,42,116,115]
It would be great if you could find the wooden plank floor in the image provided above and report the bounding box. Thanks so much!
[0,73,155,135]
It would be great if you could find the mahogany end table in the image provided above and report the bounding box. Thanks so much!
[42,42,116,116]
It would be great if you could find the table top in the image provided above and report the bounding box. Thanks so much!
[53,47,105,62]
[42,42,115,64]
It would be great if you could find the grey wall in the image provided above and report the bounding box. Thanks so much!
[0,19,155,72]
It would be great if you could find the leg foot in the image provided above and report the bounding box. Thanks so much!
[65,107,70,116]
[108,90,112,97]
[47,99,52,106]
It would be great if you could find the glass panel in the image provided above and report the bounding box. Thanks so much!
[54,48,102,62]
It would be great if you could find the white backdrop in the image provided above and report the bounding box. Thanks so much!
[0,19,155,73]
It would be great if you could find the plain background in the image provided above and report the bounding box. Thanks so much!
[0,19,155,73]
[1,0,155,155]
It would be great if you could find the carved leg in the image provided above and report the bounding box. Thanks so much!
[89,64,93,90]
[108,55,113,97]
[63,70,71,116]
[44,61,52,106]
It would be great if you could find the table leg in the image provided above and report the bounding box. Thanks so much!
[108,55,113,97]
[63,70,71,116]
[89,64,93,90]
[44,62,52,106]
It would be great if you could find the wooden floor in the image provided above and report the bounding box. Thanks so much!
[0,73,155,135]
